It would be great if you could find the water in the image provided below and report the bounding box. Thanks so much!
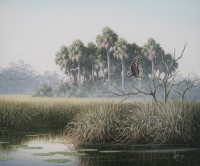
[0,127,200,166]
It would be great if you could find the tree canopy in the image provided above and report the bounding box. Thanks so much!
[55,26,180,95]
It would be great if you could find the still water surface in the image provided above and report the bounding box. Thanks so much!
[0,127,200,166]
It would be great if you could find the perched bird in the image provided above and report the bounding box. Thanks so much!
[128,56,140,77]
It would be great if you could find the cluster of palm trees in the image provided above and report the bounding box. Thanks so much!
[55,26,178,92]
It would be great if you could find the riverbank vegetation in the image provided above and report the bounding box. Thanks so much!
[0,96,83,131]
[65,100,200,146]
[1,96,199,146]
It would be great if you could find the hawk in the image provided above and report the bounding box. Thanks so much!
[128,56,140,77]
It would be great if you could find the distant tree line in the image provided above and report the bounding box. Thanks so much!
[0,60,61,96]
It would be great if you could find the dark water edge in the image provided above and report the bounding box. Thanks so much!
[1,143,200,166]
[1,123,200,166]
[1,131,200,166]
[76,152,200,166]
[75,143,200,166]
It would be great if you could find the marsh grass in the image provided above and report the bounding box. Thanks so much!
[0,96,90,132]
[0,96,200,145]
[65,100,200,145]
[117,101,200,144]
[64,102,127,144]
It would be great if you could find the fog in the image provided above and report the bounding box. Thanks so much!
[0,0,200,76]
[0,60,199,102]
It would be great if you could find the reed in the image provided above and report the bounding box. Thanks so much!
[0,96,88,131]
[0,96,199,145]
[64,102,125,144]
[0,96,119,132]
[65,100,200,145]
[117,101,200,144]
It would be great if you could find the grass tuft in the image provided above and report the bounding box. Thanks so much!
[65,100,200,145]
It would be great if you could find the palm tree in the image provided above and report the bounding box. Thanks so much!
[142,38,159,79]
[68,39,84,88]
[143,38,178,78]
[55,46,68,72]
[113,38,128,89]
[86,42,98,84]
[159,53,178,75]
[96,27,118,89]
[142,38,180,102]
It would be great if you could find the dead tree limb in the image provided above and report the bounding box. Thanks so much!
[172,75,200,103]
[160,43,187,102]
[110,42,191,103]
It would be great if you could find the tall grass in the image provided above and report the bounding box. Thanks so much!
[117,101,200,144]
[1,96,199,145]
[0,96,118,132]
[0,96,90,131]
[65,102,125,144]
[65,100,200,145]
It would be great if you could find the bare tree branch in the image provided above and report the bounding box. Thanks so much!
[109,42,197,104]
[172,76,200,103]
[175,42,187,62]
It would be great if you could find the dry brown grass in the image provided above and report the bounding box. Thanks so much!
[65,100,200,145]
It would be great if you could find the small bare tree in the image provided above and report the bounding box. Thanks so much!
[172,75,200,104]
[159,43,186,102]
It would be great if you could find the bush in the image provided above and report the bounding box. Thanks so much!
[33,84,53,97]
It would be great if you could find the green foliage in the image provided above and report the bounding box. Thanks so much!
[55,83,71,97]
[54,26,183,98]
[97,26,118,50]
[33,84,53,97]
[113,38,128,59]
[142,38,178,76]
[113,38,128,89]
[55,46,68,71]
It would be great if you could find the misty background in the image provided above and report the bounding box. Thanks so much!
[0,0,200,99]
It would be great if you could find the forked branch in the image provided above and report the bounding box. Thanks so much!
[172,76,200,103]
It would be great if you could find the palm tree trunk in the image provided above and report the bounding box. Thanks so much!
[121,56,125,90]
[107,49,111,88]
[151,59,154,79]
[78,60,80,88]
[92,65,94,85]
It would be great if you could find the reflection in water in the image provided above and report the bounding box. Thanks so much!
[1,125,200,166]
[0,143,17,154]
[0,123,66,165]
[0,122,64,152]
[75,149,200,166]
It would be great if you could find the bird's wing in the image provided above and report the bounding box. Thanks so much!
[130,56,140,77]
[131,62,139,76]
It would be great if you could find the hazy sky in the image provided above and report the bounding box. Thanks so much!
[0,0,200,76]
